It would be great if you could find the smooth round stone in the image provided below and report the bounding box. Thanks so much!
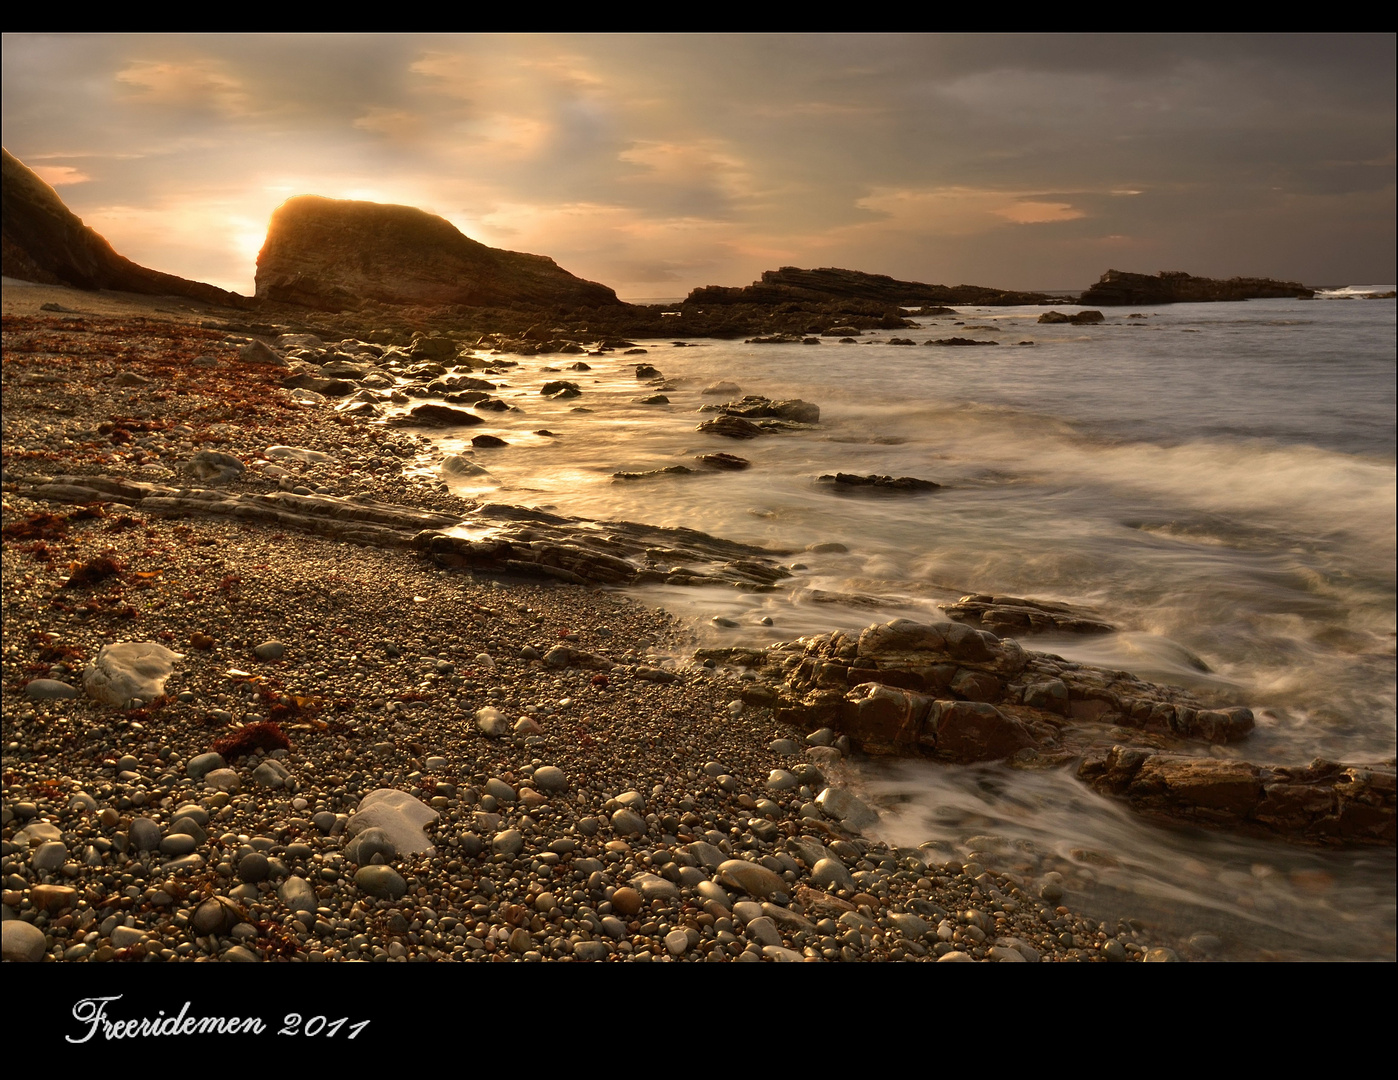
[484,778,517,803]
[665,929,691,956]
[159,834,198,856]
[193,897,240,935]
[631,873,679,902]
[718,859,785,899]
[610,808,647,837]
[761,945,804,962]
[278,876,317,914]
[164,854,204,874]
[768,739,800,756]
[312,812,337,834]
[533,765,566,791]
[237,852,270,883]
[345,827,396,865]
[533,891,558,913]
[744,916,783,947]
[731,900,764,923]
[31,841,68,872]
[254,640,286,661]
[1144,947,1182,962]
[573,939,608,961]
[937,950,974,962]
[695,881,731,908]
[110,926,148,949]
[988,945,1027,962]
[186,752,225,780]
[355,865,407,900]
[1102,939,1129,962]
[766,769,798,790]
[172,804,210,827]
[810,858,856,891]
[129,818,161,851]
[221,946,260,962]
[610,887,642,917]
[424,756,449,771]
[888,912,930,940]
[492,829,524,857]
[25,678,79,700]
[169,817,208,844]
[32,884,77,912]
[615,791,646,811]
[204,769,241,793]
[1,920,47,962]
[807,745,843,765]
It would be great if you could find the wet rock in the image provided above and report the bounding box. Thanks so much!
[817,473,940,493]
[696,453,751,470]
[1079,749,1396,846]
[404,403,485,427]
[942,594,1115,636]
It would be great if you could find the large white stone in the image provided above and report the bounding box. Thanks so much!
[347,789,438,856]
[83,642,184,708]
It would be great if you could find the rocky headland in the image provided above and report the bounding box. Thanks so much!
[1,149,244,309]
[254,196,624,315]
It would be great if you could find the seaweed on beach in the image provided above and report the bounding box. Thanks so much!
[211,720,292,760]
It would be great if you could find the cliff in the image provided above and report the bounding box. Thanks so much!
[1080,269,1314,306]
[1,148,244,306]
[253,196,623,313]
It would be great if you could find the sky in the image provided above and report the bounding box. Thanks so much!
[2,33,1394,299]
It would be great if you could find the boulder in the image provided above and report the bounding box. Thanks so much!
[346,789,438,857]
[83,642,183,708]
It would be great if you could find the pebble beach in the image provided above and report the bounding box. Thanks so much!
[2,281,1187,964]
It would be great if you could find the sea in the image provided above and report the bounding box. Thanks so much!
[405,288,1396,961]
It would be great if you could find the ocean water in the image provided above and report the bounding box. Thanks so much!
[407,292,1396,960]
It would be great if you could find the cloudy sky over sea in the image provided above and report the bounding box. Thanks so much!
[3,33,1394,298]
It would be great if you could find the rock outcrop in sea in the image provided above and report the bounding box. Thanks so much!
[1079,269,1314,306]
[0,148,245,306]
[254,195,625,313]
[687,266,1053,309]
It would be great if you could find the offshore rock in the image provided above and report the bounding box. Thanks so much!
[686,266,1053,308]
[817,473,940,493]
[1078,749,1396,846]
[1079,269,1314,306]
[254,195,623,312]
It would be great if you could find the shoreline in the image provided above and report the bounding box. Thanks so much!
[3,283,1195,962]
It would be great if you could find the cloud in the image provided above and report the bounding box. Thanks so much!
[30,164,91,186]
[114,59,252,116]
